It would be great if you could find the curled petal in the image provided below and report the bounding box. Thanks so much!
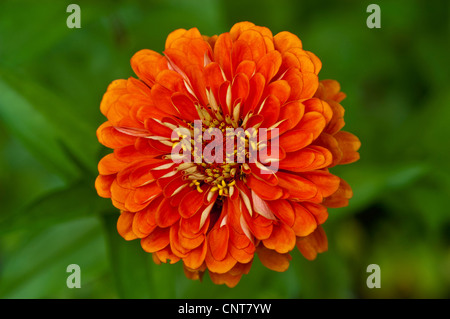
[95,174,115,198]
[273,31,302,52]
[323,178,353,208]
[141,227,170,253]
[183,241,208,270]
[131,49,167,86]
[117,211,138,241]
[262,222,296,254]
[256,245,292,272]
[205,249,237,274]
[334,131,361,164]
[290,202,318,237]
[296,226,328,260]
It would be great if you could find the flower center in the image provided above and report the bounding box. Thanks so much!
[172,105,257,198]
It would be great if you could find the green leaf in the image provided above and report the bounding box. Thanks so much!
[0,1,116,68]
[101,214,155,299]
[0,217,108,298]
[329,162,429,220]
[0,71,102,180]
[0,180,111,234]
[0,78,80,180]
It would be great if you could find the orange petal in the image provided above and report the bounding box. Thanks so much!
[263,80,291,106]
[334,131,361,164]
[218,81,232,116]
[246,174,283,200]
[169,223,189,258]
[155,197,180,228]
[183,264,206,281]
[290,202,318,237]
[303,98,333,125]
[229,21,256,41]
[277,100,305,135]
[280,146,332,172]
[302,202,329,225]
[208,270,242,288]
[283,48,316,74]
[237,29,267,63]
[128,163,156,188]
[179,189,205,218]
[239,189,274,240]
[315,79,346,103]
[179,232,205,251]
[214,32,233,80]
[323,178,353,208]
[95,174,115,198]
[258,95,280,129]
[208,225,230,261]
[144,118,173,138]
[150,161,178,181]
[273,31,302,52]
[209,261,253,287]
[256,50,282,82]
[294,111,326,140]
[281,68,303,101]
[205,61,225,95]
[276,171,318,201]
[179,208,210,239]
[228,260,253,276]
[229,240,255,264]
[155,64,189,90]
[324,100,345,135]
[141,227,170,253]
[165,27,204,50]
[256,245,292,272]
[268,199,295,227]
[279,129,314,153]
[299,72,319,99]
[170,92,199,122]
[296,225,328,260]
[154,246,180,264]
[135,138,167,156]
[183,241,208,270]
[132,207,157,238]
[132,181,160,206]
[162,175,187,198]
[205,249,237,274]
[100,80,128,116]
[243,72,265,115]
[117,211,138,240]
[313,133,342,167]
[109,179,129,210]
[97,122,137,149]
[183,64,208,106]
[231,72,250,105]
[231,40,253,73]
[301,170,340,198]
[168,37,210,68]
[131,49,167,87]
[305,51,322,75]
[235,60,256,79]
[150,83,182,117]
[263,221,296,254]
[98,153,128,175]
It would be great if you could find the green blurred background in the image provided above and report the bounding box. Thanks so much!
[0,0,449,299]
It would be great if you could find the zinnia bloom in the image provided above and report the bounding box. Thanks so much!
[96,21,360,287]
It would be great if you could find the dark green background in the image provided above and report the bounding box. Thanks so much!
[0,0,449,298]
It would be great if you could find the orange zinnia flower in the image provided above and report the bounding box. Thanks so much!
[95,21,360,287]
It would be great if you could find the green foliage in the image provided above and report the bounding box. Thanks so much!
[0,0,449,298]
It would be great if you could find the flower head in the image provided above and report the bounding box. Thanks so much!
[96,22,360,287]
